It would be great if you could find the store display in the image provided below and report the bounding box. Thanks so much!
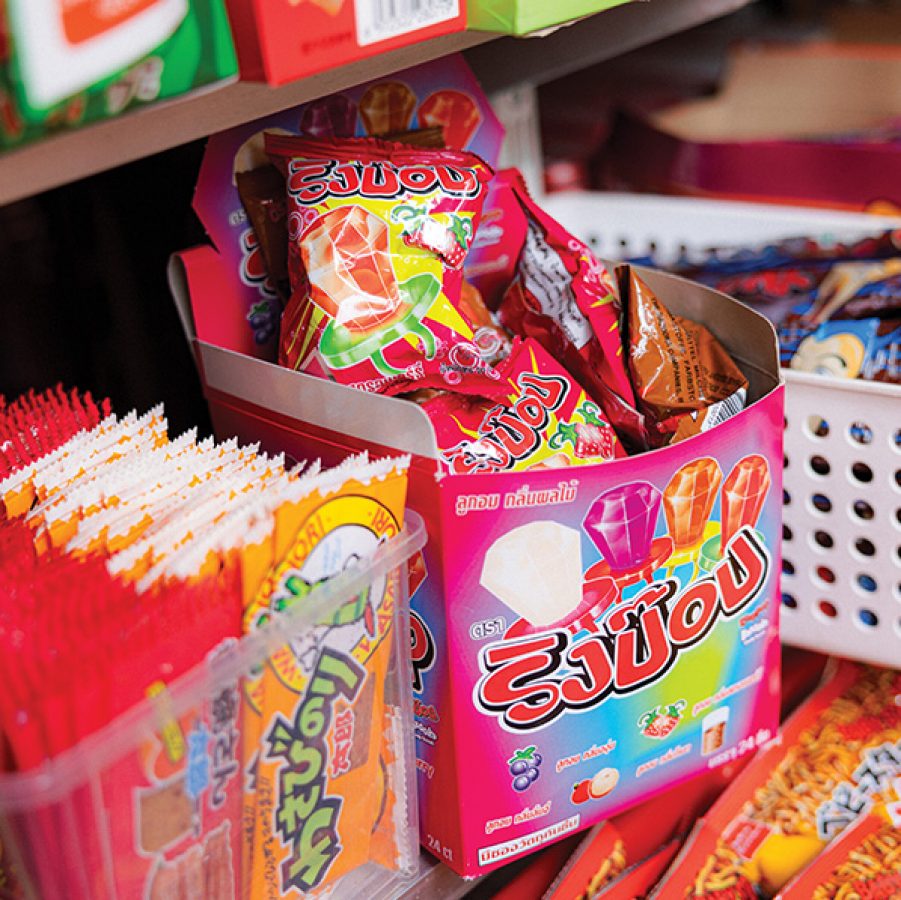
[662,662,901,898]
[224,0,465,85]
[0,0,237,151]
[0,388,418,899]
[191,54,503,357]
[173,189,785,875]
[467,0,633,35]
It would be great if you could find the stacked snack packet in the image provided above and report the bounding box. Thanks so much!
[667,231,901,384]
[660,662,901,899]
[0,386,411,899]
[256,126,750,469]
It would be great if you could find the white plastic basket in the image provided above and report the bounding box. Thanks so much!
[545,192,901,669]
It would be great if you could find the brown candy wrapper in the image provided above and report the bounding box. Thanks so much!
[620,266,748,447]
[379,126,446,148]
[235,163,290,300]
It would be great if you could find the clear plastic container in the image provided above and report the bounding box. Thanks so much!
[0,512,426,900]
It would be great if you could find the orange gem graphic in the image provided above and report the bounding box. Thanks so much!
[663,457,723,548]
[301,206,403,332]
[721,455,771,549]
[359,81,416,135]
[418,90,481,149]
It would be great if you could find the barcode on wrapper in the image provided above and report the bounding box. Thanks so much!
[355,0,460,46]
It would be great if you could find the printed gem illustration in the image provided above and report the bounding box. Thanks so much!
[583,481,662,572]
[663,457,723,549]
[359,81,416,135]
[418,89,481,148]
[300,93,357,138]
[302,205,441,375]
[550,402,616,460]
[571,768,620,805]
[508,746,543,792]
[720,455,771,550]
[638,700,687,739]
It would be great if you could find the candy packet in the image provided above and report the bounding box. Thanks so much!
[660,662,901,899]
[778,810,901,899]
[485,170,646,451]
[422,338,625,475]
[266,134,506,397]
[244,454,411,897]
[620,266,749,447]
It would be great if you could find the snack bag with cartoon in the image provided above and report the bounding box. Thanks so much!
[267,134,507,397]
[661,662,901,900]
[422,338,626,475]
[244,456,411,897]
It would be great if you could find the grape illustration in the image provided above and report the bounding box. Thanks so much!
[508,746,542,791]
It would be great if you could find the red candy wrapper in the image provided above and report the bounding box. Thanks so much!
[422,338,625,475]
[267,134,509,397]
[469,170,648,451]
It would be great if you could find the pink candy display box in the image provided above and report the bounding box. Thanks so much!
[170,246,785,875]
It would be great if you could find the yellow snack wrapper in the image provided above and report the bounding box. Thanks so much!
[244,456,409,898]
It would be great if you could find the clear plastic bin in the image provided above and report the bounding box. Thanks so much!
[545,191,901,669]
[0,512,426,900]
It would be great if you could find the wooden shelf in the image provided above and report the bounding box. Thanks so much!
[0,0,752,206]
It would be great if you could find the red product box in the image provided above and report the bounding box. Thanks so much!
[225,0,467,85]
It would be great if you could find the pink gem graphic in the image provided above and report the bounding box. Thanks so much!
[583,481,662,572]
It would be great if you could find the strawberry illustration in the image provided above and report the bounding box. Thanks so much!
[639,702,685,739]
[571,780,592,805]
[391,205,472,269]
[550,401,616,461]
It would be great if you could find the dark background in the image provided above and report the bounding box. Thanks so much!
[0,141,212,437]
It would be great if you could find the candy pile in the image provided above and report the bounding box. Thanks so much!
[234,132,752,470]
[668,231,901,384]
[0,386,411,898]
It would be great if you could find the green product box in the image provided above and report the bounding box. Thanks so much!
[0,0,237,151]
[468,0,634,34]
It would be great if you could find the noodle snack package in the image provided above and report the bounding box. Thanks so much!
[779,811,901,899]
[661,662,901,899]
[172,228,785,876]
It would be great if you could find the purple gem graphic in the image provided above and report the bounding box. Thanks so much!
[300,94,357,139]
[583,481,662,571]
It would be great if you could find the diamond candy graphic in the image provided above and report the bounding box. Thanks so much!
[300,94,357,139]
[302,205,403,333]
[721,455,771,549]
[359,81,416,136]
[663,457,723,549]
[583,481,662,572]
[418,90,481,149]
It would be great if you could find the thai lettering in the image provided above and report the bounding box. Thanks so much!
[410,610,436,694]
[287,160,482,205]
[475,528,769,732]
[266,648,365,892]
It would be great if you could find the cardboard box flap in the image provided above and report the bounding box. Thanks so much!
[634,266,781,406]
[168,253,441,460]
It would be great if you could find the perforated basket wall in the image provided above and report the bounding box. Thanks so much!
[545,192,901,668]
